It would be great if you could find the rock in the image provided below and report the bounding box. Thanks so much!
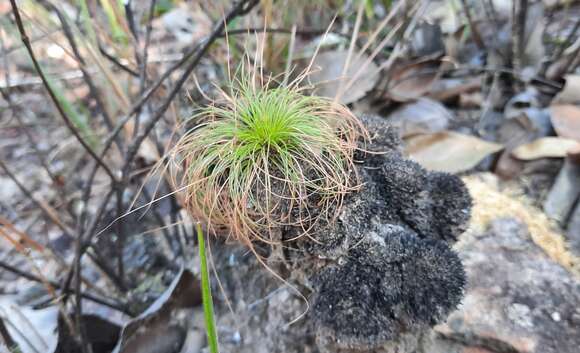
[433,218,580,353]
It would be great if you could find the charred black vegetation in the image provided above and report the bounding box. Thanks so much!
[288,115,472,351]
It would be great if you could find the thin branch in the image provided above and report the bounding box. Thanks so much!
[133,0,158,139]
[0,259,133,316]
[0,88,61,186]
[9,0,117,183]
[98,44,140,77]
[512,0,528,73]
[460,0,486,50]
[40,0,124,152]
[122,0,261,172]
[0,159,73,236]
[553,17,580,60]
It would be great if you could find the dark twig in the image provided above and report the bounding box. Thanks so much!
[61,189,117,306]
[552,17,580,61]
[94,0,264,164]
[9,0,117,183]
[0,87,61,187]
[460,0,486,50]
[124,1,139,41]
[0,159,73,236]
[98,44,140,77]
[122,0,261,172]
[512,0,528,74]
[552,42,580,79]
[0,259,133,316]
[40,0,124,151]
[484,0,501,31]
[114,189,127,289]
[134,0,158,139]
[73,241,89,353]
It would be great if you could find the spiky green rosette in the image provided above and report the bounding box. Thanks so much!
[171,79,364,243]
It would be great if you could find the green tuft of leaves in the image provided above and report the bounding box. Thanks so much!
[171,77,364,243]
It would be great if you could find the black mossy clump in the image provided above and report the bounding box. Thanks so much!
[428,171,472,242]
[312,230,465,350]
[293,115,472,351]
[380,158,472,244]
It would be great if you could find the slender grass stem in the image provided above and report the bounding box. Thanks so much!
[197,224,219,353]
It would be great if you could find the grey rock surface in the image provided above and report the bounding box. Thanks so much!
[433,218,580,353]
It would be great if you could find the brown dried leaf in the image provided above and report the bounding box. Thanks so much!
[544,0,580,9]
[429,77,481,104]
[544,160,580,223]
[387,58,443,102]
[388,98,453,137]
[550,105,580,141]
[404,131,503,173]
[553,75,580,105]
[568,144,580,164]
[512,137,580,160]
[112,268,201,353]
[0,298,59,353]
[308,50,379,104]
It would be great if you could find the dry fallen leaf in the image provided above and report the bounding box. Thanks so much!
[0,297,59,353]
[550,105,580,141]
[553,75,580,105]
[568,143,580,164]
[544,160,580,224]
[308,50,379,104]
[386,58,443,102]
[404,131,504,173]
[512,137,580,160]
[543,0,580,9]
[388,98,453,137]
[429,77,481,104]
[112,268,201,353]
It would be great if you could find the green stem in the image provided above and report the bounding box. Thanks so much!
[197,223,219,353]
